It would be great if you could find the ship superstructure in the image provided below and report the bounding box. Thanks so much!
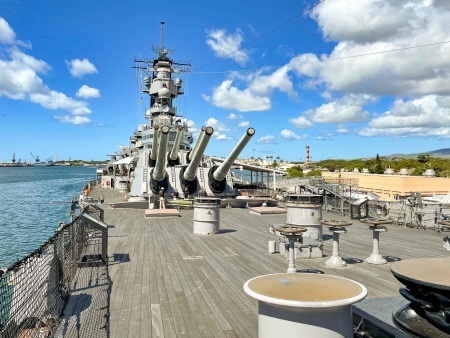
[102,23,255,207]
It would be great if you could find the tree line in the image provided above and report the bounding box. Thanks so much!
[286,154,450,178]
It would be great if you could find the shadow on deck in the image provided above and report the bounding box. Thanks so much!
[53,261,111,338]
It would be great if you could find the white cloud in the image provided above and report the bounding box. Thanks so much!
[257,135,277,144]
[76,85,100,98]
[206,28,248,66]
[289,53,321,78]
[311,1,414,44]
[289,116,314,129]
[205,117,229,132]
[255,0,450,141]
[307,95,370,124]
[186,119,196,128]
[301,0,450,97]
[201,93,210,101]
[316,133,333,141]
[238,121,250,127]
[359,95,450,138]
[30,91,90,113]
[280,129,304,141]
[215,133,229,140]
[249,65,296,97]
[66,58,98,78]
[0,19,94,125]
[53,115,91,125]
[185,119,199,134]
[0,17,15,44]
[337,125,349,134]
[72,107,92,115]
[228,113,242,119]
[10,48,48,72]
[0,48,49,99]
[211,80,271,112]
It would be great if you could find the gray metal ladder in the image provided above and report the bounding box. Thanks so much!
[171,166,176,182]
[199,167,205,185]
[143,150,148,183]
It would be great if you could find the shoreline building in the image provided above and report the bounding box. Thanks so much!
[322,171,450,201]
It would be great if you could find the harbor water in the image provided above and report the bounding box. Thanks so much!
[0,166,96,268]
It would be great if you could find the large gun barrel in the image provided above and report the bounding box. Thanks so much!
[152,125,170,182]
[213,128,255,182]
[183,126,214,182]
[169,125,183,164]
[149,124,160,166]
[188,126,206,162]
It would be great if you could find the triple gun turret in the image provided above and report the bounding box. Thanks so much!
[148,126,255,197]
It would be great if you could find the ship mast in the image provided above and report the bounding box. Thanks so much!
[160,21,165,52]
[133,22,191,126]
[151,21,174,59]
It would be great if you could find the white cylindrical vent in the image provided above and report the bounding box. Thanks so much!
[268,241,277,254]
[399,168,409,175]
[286,195,323,238]
[424,169,436,177]
[384,167,394,175]
[193,198,221,235]
[285,194,323,258]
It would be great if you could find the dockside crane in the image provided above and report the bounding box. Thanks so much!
[30,152,40,163]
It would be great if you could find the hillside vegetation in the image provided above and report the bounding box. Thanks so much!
[317,154,450,177]
[286,154,450,178]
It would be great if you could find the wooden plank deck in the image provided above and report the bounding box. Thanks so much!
[54,187,450,337]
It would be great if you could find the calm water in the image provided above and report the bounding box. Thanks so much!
[0,166,97,268]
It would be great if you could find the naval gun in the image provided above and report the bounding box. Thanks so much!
[168,125,184,166]
[150,124,170,192]
[148,124,159,167]
[188,126,206,162]
[181,126,214,194]
[209,128,255,193]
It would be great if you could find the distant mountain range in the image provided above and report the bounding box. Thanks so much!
[387,148,450,159]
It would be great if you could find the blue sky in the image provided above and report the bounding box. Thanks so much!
[1,0,450,163]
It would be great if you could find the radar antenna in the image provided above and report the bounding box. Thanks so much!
[152,21,173,58]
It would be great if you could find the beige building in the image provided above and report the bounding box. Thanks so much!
[322,171,450,201]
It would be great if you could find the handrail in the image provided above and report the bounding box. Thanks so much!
[0,203,107,337]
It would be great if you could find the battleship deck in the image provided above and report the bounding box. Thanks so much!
[55,186,450,337]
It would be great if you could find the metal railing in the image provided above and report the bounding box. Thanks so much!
[0,204,106,338]
[238,188,274,198]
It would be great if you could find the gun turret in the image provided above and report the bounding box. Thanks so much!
[188,126,206,162]
[150,125,170,192]
[209,128,255,193]
[182,126,214,193]
[168,125,183,165]
[149,124,159,167]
